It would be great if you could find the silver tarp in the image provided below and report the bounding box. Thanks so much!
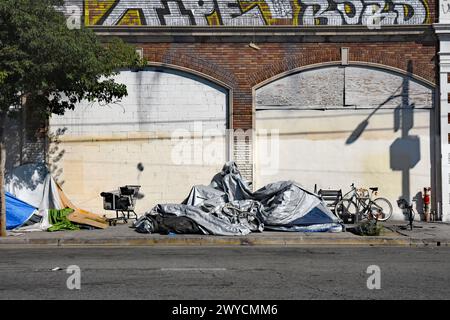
[134,162,342,235]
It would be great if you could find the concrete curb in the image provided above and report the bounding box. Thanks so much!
[0,236,448,247]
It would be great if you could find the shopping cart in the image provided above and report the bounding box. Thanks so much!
[100,185,141,225]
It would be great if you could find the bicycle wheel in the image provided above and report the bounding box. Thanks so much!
[371,197,393,221]
[335,199,358,223]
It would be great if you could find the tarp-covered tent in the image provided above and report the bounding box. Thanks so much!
[251,181,340,230]
[5,163,108,231]
[6,163,63,211]
[134,162,343,235]
[5,192,38,230]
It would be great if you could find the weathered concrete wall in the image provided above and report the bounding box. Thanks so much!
[256,66,435,220]
[49,68,229,215]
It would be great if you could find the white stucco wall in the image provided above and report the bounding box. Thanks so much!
[256,66,436,221]
[49,68,229,215]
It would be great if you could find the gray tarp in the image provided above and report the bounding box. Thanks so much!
[150,201,263,236]
[134,162,343,235]
[252,181,322,226]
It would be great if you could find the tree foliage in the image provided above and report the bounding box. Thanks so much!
[0,0,142,119]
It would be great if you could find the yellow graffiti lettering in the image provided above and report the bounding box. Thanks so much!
[292,1,301,25]
[84,0,116,26]
[206,10,221,26]
[117,9,143,26]
[345,3,352,14]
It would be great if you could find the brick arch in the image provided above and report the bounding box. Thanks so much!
[350,48,436,86]
[144,49,238,89]
[248,50,340,88]
[248,49,436,88]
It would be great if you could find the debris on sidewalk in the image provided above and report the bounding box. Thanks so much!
[5,163,108,232]
[352,220,384,236]
[134,162,343,236]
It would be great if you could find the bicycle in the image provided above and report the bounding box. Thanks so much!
[397,198,422,231]
[335,183,393,223]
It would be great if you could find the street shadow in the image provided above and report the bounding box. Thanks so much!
[345,61,426,220]
[413,191,424,219]
[4,113,24,173]
[135,162,146,200]
[390,62,421,218]
[345,81,404,145]
[4,107,47,176]
[3,107,67,190]
[48,127,67,186]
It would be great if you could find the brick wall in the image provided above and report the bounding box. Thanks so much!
[139,41,436,128]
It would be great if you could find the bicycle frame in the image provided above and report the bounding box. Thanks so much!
[343,184,379,221]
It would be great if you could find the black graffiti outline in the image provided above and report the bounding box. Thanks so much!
[237,0,281,25]
[117,8,148,25]
[210,0,225,25]
[156,0,196,25]
[295,0,428,26]
[95,0,120,26]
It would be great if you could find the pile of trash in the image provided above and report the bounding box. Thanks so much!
[134,162,343,236]
[5,163,108,232]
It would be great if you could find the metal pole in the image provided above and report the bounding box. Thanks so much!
[0,142,7,237]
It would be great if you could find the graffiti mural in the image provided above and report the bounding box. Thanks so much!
[83,0,431,26]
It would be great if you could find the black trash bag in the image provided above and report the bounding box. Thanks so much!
[155,215,203,235]
[133,214,204,235]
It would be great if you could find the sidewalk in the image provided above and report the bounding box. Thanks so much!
[1,221,449,247]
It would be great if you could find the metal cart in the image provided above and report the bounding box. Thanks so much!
[100,185,141,226]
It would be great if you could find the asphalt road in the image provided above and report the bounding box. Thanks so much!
[0,246,449,300]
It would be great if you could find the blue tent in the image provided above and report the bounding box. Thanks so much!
[6,192,37,230]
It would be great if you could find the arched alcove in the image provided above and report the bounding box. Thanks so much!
[49,67,230,214]
[255,64,436,220]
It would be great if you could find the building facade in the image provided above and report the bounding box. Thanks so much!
[10,1,446,220]
[435,0,450,221]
